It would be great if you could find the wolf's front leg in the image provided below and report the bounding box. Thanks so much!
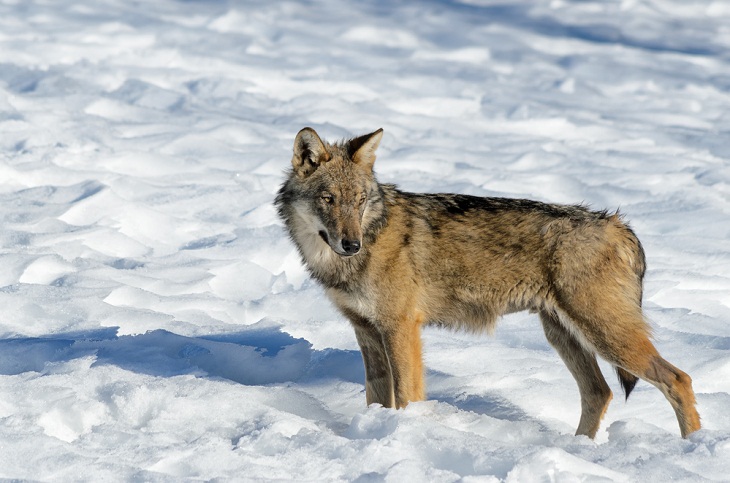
[380,319,426,408]
[352,322,395,407]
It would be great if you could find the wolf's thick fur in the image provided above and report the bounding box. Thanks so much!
[275,127,701,438]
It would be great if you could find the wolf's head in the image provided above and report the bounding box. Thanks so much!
[280,127,384,258]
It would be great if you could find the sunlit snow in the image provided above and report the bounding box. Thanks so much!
[1,0,729,480]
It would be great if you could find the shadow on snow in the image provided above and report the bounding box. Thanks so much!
[422,0,722,57]
[0,324,543,424]
[0,323,365,387]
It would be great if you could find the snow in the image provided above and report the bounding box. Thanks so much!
[1,0,729,480]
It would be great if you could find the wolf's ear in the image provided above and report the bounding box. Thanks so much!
[348,128,383,170]
[292,127,330,178]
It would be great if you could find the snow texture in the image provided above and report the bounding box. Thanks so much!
[1,0,730,480]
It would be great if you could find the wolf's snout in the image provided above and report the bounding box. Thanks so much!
[341,239,361,255]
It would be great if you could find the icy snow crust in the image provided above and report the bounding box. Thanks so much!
[1,0,730,480]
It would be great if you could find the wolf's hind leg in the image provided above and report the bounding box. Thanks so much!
[639,355,701,438]
[601,334,701,438]
[352,322,395,408]
[540,310,612,438]
[558,303,701,437]
[593,330,700,437]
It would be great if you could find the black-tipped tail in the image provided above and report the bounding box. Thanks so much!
[616,367,639,400]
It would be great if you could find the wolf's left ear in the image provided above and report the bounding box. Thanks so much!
[292,127,330,178]
[348,128,383,170]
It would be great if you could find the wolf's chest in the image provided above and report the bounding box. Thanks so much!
[325,286,378,322]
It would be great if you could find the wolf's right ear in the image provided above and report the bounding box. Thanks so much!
[348,128,383,170]
[292,127,330,178]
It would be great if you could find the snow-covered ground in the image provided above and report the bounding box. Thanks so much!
[1,0,729,480]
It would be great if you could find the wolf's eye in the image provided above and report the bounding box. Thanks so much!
[358,195,367,205]
[321,194,334,204]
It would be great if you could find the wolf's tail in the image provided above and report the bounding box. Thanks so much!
[616,367,639,400]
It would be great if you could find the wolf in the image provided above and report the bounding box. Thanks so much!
[275,127,701,438]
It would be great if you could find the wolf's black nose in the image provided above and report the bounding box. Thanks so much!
[341,239,361,255]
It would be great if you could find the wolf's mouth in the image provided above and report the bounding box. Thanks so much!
[319,230,359,258]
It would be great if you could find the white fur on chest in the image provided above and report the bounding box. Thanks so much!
[325,286,378,322]
[288,201,379,322]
